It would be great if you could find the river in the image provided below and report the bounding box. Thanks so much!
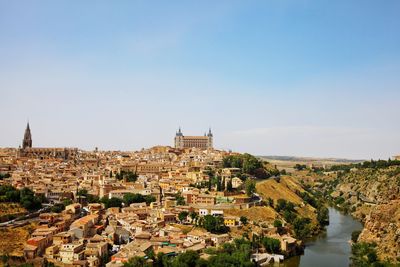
[276,207,363,267]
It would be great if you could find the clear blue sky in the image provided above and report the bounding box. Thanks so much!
[1,0,400,159]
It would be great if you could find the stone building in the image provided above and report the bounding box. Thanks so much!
[18,122,78,160]
[174,128,213,150]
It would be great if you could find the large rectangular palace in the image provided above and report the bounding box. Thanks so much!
[174,128,213,150]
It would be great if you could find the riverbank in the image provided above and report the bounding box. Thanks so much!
[275,207,363,267]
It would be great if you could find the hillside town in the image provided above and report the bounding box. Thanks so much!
[0,124,304,267]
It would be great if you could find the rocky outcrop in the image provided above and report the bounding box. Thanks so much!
[316,166,400,264]
[358,200,400,263]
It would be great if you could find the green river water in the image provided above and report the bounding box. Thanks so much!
[275,207,363,267]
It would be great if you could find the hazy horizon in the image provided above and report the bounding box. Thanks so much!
[1,1,400,159]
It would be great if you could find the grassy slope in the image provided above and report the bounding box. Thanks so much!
[225,176,318,229]
[0,223,37,257]
[256,176,317,223]
[0,203,27,217]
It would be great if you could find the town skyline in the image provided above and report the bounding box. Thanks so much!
[1,1,400,159]
[1,2,399,266]
[0,121,395,161]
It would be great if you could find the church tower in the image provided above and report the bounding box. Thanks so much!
[22,122,32,149]
[174,127,184,149]
[207,128,213,149]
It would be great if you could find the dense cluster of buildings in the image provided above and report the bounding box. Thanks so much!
[0,124,299,267]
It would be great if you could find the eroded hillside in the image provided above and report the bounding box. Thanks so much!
[313,165,400,263]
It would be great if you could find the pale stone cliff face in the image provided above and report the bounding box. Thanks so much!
[319,166,400,263]
[358,200,400,263]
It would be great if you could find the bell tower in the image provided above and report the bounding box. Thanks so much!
[207,128,213,149]
[22,122,32,149]
[174,127,184,149]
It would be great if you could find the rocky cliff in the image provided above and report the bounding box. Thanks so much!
[317,165,400,263]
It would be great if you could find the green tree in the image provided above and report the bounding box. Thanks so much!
[223,154,264,177]
[275,199,295,213]
[123,257,152,267]
[317,206,329,226]
[227,179,233,192]
[239,216,248,225]
[216,176,222,191]
[261,237,281,253]
[178,211,189,223]
[101,197,123,209]
[62,198,73,206]
[351,242,382,266]
[123,193,144,205]
[19,187,42,210]
[351,230,361,243]
[273,219,282,228]
[189,211,198,224]
[123,193,155,206]
[202,215,229,234]
[175,192,186,205]
[155,252,165,267]
[267,197,274,207]
[245,179,256,196]
[144,195,156,205]
[126,172,138,182]
[171,250,199,267]
[294,164,307,171]
[77,189,88,196]
[293,217,311,239]
[51,203,65,213]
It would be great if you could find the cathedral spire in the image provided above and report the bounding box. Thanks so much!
[22,122,32,149]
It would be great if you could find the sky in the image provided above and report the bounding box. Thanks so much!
[1,0,400,159]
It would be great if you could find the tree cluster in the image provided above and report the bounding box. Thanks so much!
[294,164,307,171]
[127,238,256,267]
[350,242,386,267]
[0,173,11,180]
[100,193,156,209]
[199,215,229,234]
[245,179,256,196]
[275,199,312,239]
[327,159,400,173]
[351,230,361,243]
[51,203,66,213]
[260,236,281,254]
[0,185,42,210]
[77,189,100,203]
[298,191,329,226]
[222,154,266,178]
[124,236,283,267]
[100,197,123,209]
[115,171,138,182]
[175,192,186,205]
[123,193,156,206]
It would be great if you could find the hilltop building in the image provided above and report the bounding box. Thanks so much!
[18,122,78,160]
[174,128,213,150]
